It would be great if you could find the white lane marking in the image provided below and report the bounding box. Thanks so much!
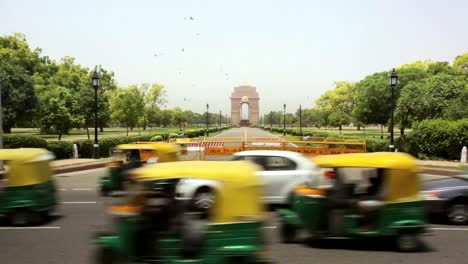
[71,188,93,191]
[61,201,97,204]
[263,226,277,229]
[431,227,468,231]
[59,188,67,191]
[0,226,61,230]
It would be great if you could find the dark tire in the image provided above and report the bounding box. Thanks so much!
[95,247,121,264]
[100,186,109,197]
[192,188,215,218]
[9,209,30,226]
[447,203,468,225]
[395,233,421,252]
[280,222,296,243]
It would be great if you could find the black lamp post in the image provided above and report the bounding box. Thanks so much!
[389,68,398,152]
[269,111,273,131]
[91,67,101,159]
[283,104,286,136]
[299,105,302,137]
[219,110,221,131]
[206,103,209,137]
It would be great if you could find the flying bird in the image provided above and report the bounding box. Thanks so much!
[184,16,194,20]
[181,48,184,52]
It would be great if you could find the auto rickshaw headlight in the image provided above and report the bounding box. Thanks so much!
[423,191,440,199]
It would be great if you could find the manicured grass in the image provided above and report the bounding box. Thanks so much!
[266,126,409,139]
[9,127,214,141]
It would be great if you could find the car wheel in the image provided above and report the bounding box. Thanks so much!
[192,188,215,216]
[447,203,468,225]
[10,209,30,226]
[395,233,421,252]
[280,222,296,243]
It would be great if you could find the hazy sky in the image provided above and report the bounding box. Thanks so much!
[1,0,468,115]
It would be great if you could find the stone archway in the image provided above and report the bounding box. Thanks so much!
[230,85,259,126]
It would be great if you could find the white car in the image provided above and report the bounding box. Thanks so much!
[231,150,321,205]
[174,150,320,214]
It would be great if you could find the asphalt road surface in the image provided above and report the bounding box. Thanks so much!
[1,128,466,264]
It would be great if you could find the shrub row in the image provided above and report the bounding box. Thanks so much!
[3,126,231,159]
[397,119,468,160]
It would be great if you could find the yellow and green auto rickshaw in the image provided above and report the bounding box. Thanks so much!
[0,148,58,226]
[277,152,429,252]
[94,160,273,264]
[100,142,179,196]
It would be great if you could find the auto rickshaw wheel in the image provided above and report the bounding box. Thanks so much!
[192,188,215,218]
[100,186,110,197]
[280,222,296,243]
[95,247,123,264]
[9,209,30,226]
[395,233,421,252]
[447,203,468,225]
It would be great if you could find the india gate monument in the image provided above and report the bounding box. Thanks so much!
[230,85,260,126]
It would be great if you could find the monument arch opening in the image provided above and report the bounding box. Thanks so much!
[230,86,259,127]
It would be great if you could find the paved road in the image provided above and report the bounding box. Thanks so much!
[1,128,466,264]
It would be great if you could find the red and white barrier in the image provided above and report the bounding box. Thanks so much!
[187,142,224,151]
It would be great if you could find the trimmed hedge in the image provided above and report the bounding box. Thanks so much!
[398,119,468,160]
[47,141,73,159]
[4,135,47,149]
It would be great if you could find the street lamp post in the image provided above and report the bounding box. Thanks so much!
[219,110,221,131]
[389,68,398,152]
[206,104,209,137]
[92,67,101,159]
[269,111,273,131]
[283,104,286,136]
[299,105,302,137]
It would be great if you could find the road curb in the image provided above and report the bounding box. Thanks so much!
[421,167,460,176]
[53,162,107,174]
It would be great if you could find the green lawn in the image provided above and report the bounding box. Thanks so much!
[267,125,408,139]
[9,127,218,141]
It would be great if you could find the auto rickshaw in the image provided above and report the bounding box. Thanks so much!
[0,148,58,226]
[277,152,429,252]
[99,142,179,196]
[94,160,273,264]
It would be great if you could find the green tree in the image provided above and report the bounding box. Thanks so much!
[0,33,40,132]
[160,109,173,127]
[316,81,355,130]
[110,86,144,135]
[37,87,77,140]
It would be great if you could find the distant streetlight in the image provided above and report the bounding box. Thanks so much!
[283,104,286,136]
[91,67,101,159]
[269,111,273,131]
[299,105,303,137]
[389,68,398,152]
[219,110,221,131]
[206,103,209,137]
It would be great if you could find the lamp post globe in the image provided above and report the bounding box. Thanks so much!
[92,67,101,158]
[389,68,398,152]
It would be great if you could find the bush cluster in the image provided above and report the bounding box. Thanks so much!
[397,119,468,160]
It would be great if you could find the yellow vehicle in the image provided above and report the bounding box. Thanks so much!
[100,142,179,196]
[0,148,58,226]
[278,152,429,252]
[94,161,273,263]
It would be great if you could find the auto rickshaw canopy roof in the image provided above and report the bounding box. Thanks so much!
[0,148,55,162]
[0,148,55,186]
[132,160,265,223]
[116,142,179,152]
[311,152,422,203]
[312,152,419,172]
